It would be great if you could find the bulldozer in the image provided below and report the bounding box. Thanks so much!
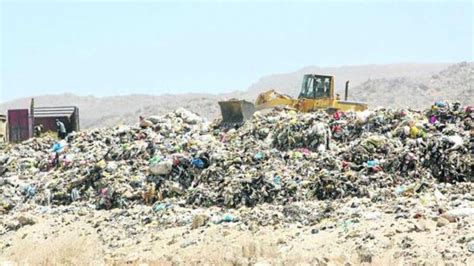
[219,74,368,124]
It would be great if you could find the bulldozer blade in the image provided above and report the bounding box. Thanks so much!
[218,100,256,124]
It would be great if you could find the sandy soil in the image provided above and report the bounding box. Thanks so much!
[1,209,473,265]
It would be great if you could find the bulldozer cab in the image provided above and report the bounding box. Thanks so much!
[298,74,334,100]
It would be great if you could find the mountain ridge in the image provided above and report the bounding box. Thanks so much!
[1,62,471,128]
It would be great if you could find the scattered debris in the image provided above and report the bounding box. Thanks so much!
[0,102,472,263]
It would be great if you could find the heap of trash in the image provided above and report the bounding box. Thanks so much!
[0,102,472,215]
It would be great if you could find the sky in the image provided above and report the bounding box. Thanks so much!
[0,1,472,102]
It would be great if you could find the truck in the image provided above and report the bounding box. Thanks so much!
[7,98,80,143]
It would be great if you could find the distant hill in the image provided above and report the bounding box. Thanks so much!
[1,62,472,129]
[235,62,451,100]
[0,93,224,128]
[351,62,473,109]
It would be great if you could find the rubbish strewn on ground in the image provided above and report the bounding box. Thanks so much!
[0,102,472,264]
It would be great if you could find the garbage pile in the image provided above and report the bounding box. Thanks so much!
[0,103,472,214]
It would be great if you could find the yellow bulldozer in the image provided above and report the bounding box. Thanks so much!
[219,74,368,123]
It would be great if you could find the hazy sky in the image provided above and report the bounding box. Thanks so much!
[1,1,472,102]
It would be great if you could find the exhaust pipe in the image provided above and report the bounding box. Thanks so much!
[344,81,349,101]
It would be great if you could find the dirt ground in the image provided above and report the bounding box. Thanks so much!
[1,209,473,265]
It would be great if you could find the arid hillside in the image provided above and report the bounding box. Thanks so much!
[351,62,473,109]
[1,62,471,128]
